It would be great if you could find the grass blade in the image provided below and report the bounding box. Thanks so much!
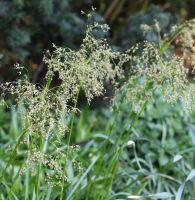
[67,156,99,200]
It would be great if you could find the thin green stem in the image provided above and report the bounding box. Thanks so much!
[33,78,52,200]
[6,161,25,200]
[0,128,28,180]
[60,86,81,200]
[25,169,29,200]
[36,163,41,200]
[66,156,99,200]
[96,91,127,174]
[25,134,30,200]
[98,100,147,199]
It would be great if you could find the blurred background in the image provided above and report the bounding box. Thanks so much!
[0,0,195,83]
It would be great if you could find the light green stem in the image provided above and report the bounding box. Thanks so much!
[60,86,81,200]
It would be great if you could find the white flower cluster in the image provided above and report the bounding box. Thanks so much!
[117,41,195,112]
[1,76,68,140]
[44,22,122,103]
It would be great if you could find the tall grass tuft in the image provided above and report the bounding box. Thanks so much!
[1,15,195,199]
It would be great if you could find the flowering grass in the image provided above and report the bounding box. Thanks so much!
[1,15,195,200]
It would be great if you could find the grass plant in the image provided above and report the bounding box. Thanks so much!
[1,15,195,200]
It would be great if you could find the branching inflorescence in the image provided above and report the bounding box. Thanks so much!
[115,40,195,113]
[1,17,195,193]
[0,19,124,187]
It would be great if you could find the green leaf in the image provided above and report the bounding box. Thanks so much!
[176,183,185,200]
[173,154,183,163]
[148,192,173,199]
[186,169,195,182]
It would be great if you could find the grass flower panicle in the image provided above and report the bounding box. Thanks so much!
[0,19,124,189]
[115,41,195,112]
[44,22,123,103]
[1,17,195,199]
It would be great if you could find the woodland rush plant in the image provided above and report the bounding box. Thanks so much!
[0,14,195,199]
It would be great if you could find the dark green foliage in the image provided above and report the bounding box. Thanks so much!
[0,0,87,81]
[73,93,195,198]
[119,5,179,49]
[0,0,111,83]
